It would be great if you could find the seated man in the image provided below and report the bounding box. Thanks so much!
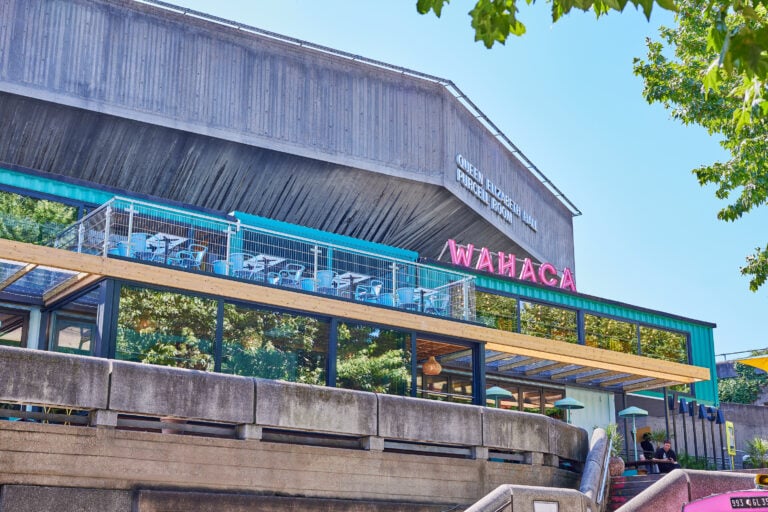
[653,439,682,473]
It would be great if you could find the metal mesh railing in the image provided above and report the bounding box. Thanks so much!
[50,197,476,321]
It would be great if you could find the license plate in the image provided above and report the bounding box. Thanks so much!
[731,497,768,509]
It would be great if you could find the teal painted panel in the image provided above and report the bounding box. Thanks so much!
[233,211,418,261]
[475,273,718,404]
[0,168,113,205]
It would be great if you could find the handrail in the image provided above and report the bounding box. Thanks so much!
[597,431,614,506]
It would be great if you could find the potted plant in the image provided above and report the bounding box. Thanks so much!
[606,423,625,477]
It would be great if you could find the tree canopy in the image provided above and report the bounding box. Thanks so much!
[634,0,768,291]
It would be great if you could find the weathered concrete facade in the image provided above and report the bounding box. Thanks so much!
[0,0,577,267]
[0,346,588,510]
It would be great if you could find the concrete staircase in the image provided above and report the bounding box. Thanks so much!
[607,474,665,512]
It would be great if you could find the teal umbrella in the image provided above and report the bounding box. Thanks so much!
[619,406,648,461]
[486,386,513,408]
[554,397,584,424]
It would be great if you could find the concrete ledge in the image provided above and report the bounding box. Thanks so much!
[255,379,377,436]
[109,360,254,423]
[483,408,549,452]
[378,394,482,445]
[0,485,131,512]
[0,346,109,409]
[549,417,588,461]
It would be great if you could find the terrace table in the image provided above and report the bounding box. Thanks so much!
[146,233,187,263]
[334,272,370,297]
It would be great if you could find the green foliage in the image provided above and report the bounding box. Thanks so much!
[417,0,675,48]
[606,423,624,457]
[746,437,768,468]
[635,0,768,292]
[677,452,713,469]
[336,323,411,394]
[719,361,768,404]
[0,191,77,243]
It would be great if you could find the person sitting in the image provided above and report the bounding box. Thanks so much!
[641,433,655,460]
[640,433,657,473]
[653,439,681,473]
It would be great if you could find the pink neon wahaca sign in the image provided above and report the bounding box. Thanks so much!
[447,239,576,292]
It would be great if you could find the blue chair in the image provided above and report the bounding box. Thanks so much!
[425,293,449,316]
[266,272,280,285]
[379,293,394,306]
[279,264,305,288]
[316,270,337,295]
[354,285,373,301]
[396,287,418,311]
[368,279,383,303]
[169,244,207,270]
[229,252,258,279]
[301,278,316,291]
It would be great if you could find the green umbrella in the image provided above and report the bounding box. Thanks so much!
[554,397,584,424]
[619,406,648,461]
[486,386,513,408]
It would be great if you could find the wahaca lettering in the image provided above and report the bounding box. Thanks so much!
[447,239,576,292]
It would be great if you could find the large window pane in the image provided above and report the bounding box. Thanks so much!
[222,303,328,384]
[520,301,577,343]
[337,323,410,394]
[476,291,517,332]
[584,314,638,354]
[640,326,688,363]
[116,286,215,370]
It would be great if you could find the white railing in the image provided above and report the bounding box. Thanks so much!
[51,197,476,321]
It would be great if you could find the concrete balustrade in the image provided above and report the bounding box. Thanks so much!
[0,345,109,409]
[378,394,483,446]
[109,359,255,423]
[254,378,377,436]
[0,346,587,464]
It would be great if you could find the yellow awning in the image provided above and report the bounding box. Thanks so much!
[736,356,768,373]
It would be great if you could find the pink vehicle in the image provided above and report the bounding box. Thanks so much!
[683,476,768,512]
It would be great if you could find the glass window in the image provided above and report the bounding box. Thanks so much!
[476,291,517,332]
[50,287,99,355]
[336,323,410,394]
[520,301,577,343]
[0,190,78,244]
[52,316,93,355]
[520,386,543,413]
[584,314,638,354]
[0,309,27,347]
[416,338,473,403]
[222,302,328,384]
[639,326,688,364]
[116,286,215,370]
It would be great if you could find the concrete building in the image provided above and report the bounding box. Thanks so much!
[0,0,723,509]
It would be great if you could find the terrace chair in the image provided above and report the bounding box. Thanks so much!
[368,279,383,303]
[425,293,449,317]
[279,264,305,288]
[379,293,394,307]
[354,285,373,302]
[168,244,207,270]
[229,252,258,279]
[266,272,280,285]
[316,269,337,296]
[396,287,418,311]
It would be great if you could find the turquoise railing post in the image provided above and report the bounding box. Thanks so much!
[126,201,135,255]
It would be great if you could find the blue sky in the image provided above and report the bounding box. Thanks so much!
[168,0,767,357]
